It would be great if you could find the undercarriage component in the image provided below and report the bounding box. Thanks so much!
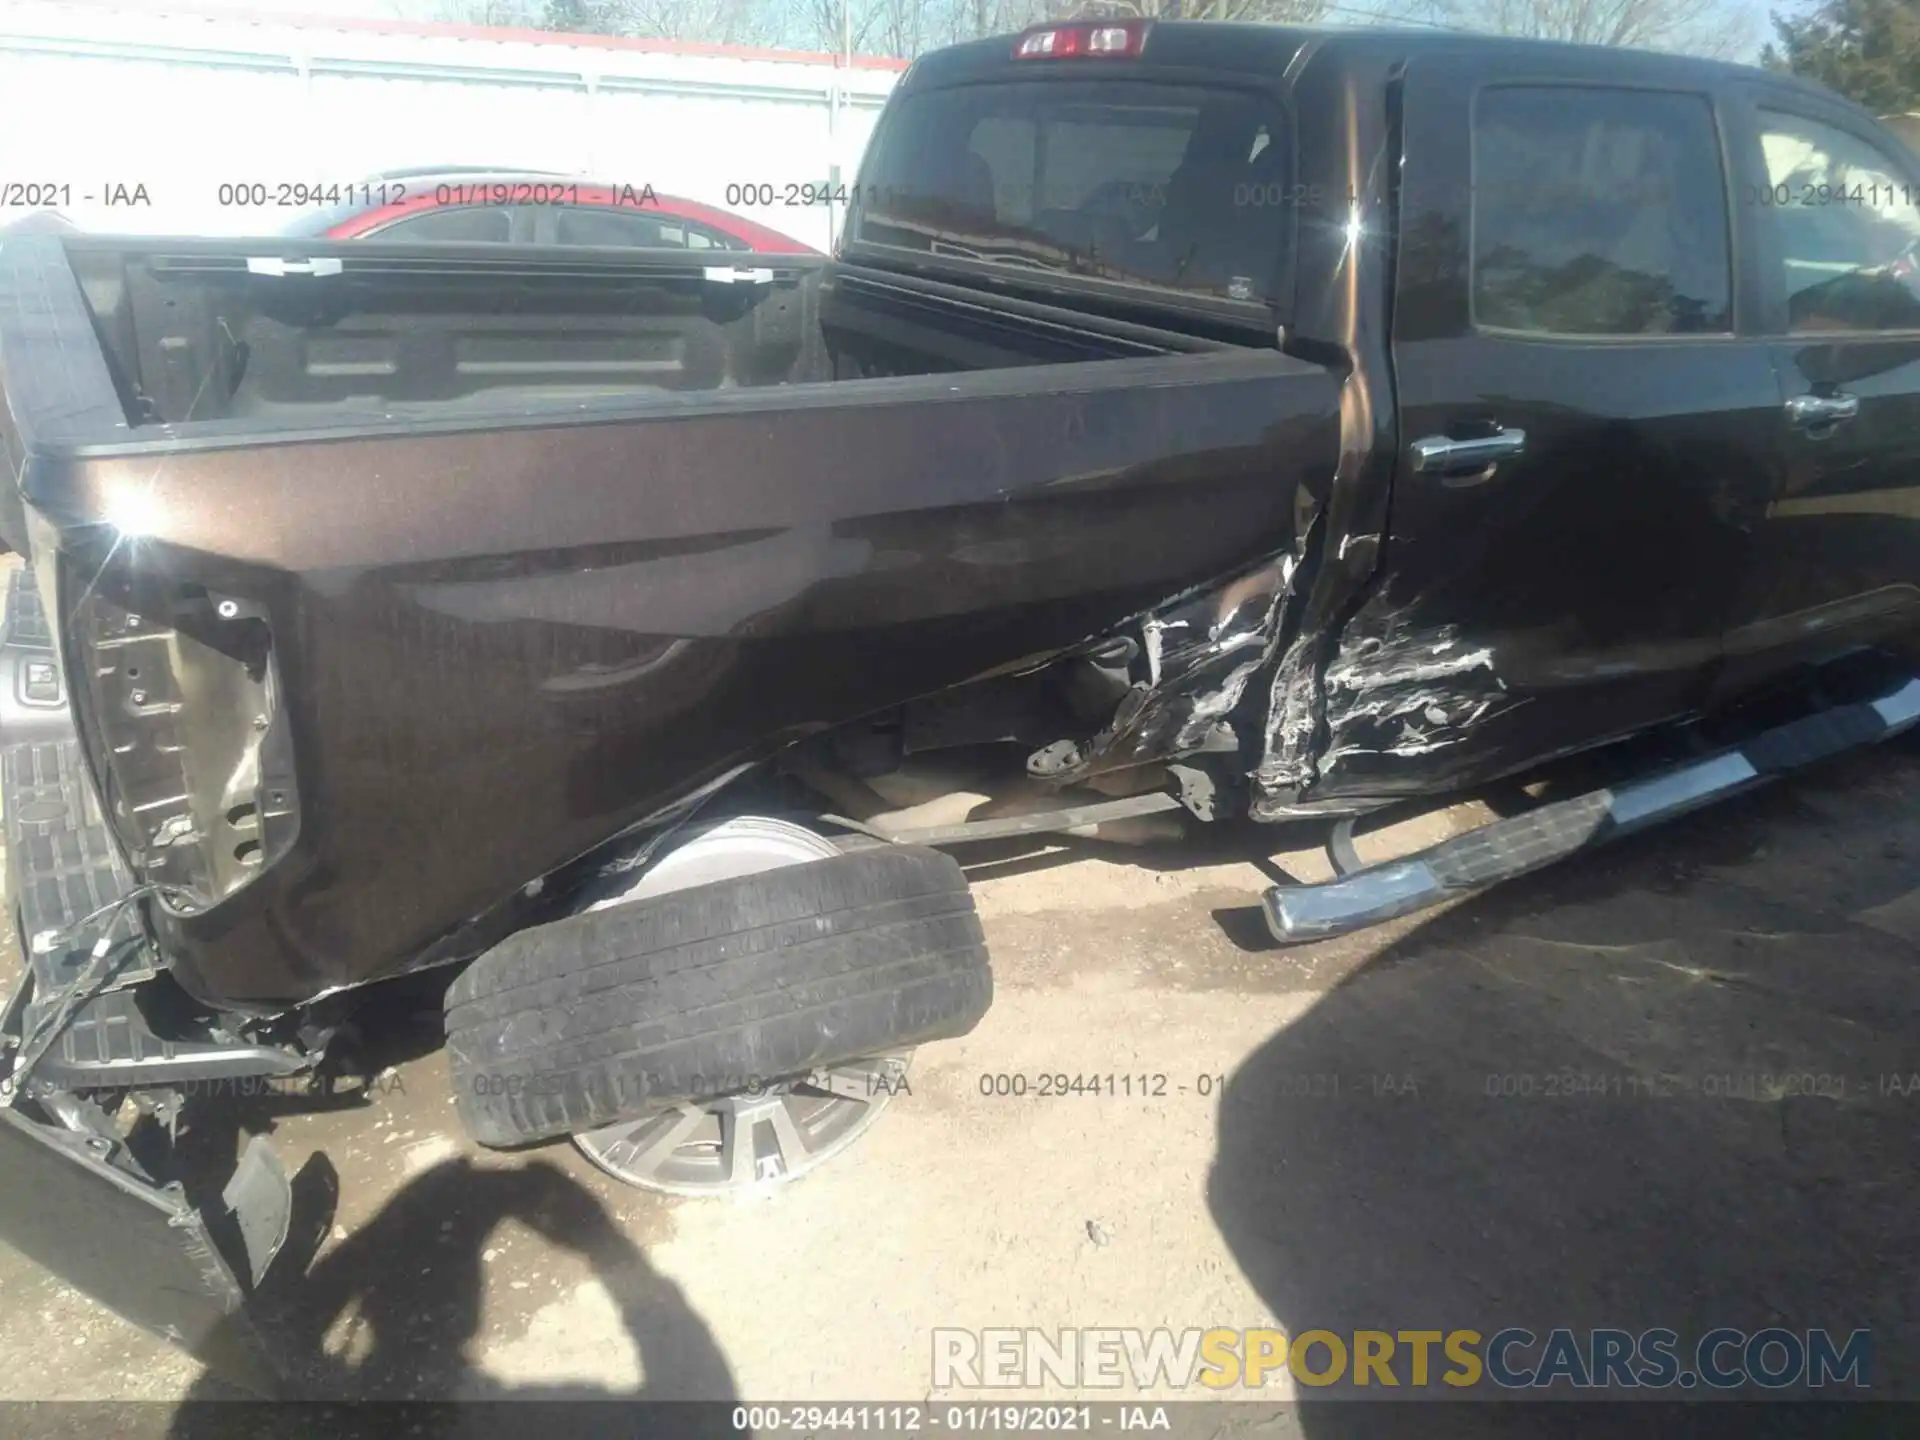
[1263,672,1920,943]
[1325,814,1365,877]
[901,675,1079,756]
[792,744,1186,848]
[1167,759,1242,823]
[849,790,1184,847]
[1031,546,1303,787]
[26,982,315,1090]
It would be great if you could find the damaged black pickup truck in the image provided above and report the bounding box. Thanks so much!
[4,20,1920,1381]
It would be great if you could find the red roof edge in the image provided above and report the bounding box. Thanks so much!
[26,0,914,71]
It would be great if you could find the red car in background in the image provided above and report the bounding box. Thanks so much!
[277,166,817,252]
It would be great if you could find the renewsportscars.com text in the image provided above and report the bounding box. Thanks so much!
[933,1326,1871,1391]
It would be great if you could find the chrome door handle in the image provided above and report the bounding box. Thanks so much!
[1410,427,1527,476]
[1784,392,1859,430]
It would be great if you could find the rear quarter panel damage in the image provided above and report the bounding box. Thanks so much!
[41,352,1340,1008]
[1031,541,1307,785]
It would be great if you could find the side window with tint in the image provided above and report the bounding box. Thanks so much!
[1756,111,1920,332]
[1473,87,1731,335]
[375,207,511,243]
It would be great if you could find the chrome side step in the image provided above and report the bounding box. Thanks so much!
[1262,676,1920,944]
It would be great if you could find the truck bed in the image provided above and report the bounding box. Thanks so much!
[56,238,1231,434]
[0,232,1341,1008]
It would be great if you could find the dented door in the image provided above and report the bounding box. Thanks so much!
[1309,54,1784,804]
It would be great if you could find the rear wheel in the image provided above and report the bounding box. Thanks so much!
[445,818,991,1192]
[575,818,912,1195]
[573,1050,913,1196]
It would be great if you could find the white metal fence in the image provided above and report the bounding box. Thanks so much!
[0,1,904,250]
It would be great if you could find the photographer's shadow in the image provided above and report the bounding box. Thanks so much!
[173,1155,736,1435]
[1208,744,1920,1431]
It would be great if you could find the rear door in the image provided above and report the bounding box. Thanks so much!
[1713,87,1920,694]
[1318,52,1784,801]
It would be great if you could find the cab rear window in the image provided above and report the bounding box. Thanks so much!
[851,80,1292,310]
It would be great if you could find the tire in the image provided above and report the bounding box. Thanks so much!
[445,844,991,1147]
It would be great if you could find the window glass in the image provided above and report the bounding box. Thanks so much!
[1472,87,1732,335]
[852,80,1290,307]
[552,206,741,250]
[375,206,511,243]
[1757,111,1920,332]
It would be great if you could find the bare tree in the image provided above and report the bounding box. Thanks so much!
[440,0,1332,55]
[792,0,916,56]
[1396,0,1759,59]
[432,0,782,43]
[791,0,1053,56]
[612,0,786,43]
[929,0,1050,47]
[430,0,543,24]
[868,0,934,54]
[1072,0,1329,20]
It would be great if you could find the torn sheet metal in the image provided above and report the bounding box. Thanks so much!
[1311,611,1528,775]
[1031,546,1303,784]
[1252,587,1530,817]
[1317,624,1506,767]
[1252,625,1327,799]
